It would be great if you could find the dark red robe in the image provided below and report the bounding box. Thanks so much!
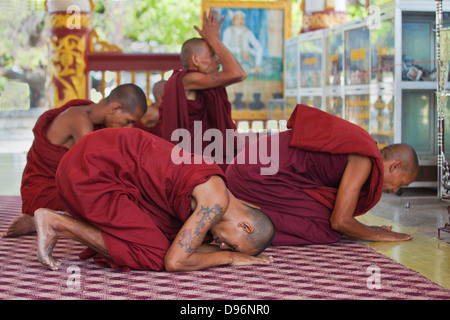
[56,128,225,271]
[225,104,384,246]
[20,99,93,216]
[159,69,237,172]
[133,119,161,137]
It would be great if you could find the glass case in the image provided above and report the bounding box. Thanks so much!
[300,95,322,109]
[370,17,395,83]
[345,93,370,131]
[325,31,344,86]
[345,26,370,85]
[299,38,323,88]
[401,91,435,155]
[402,13,436,81]
[285,37,299,91]
[326,95,343,118]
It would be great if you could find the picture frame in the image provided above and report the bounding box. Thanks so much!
[202,0,292,121]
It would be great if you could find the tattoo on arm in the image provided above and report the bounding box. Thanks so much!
[177,203,223,253]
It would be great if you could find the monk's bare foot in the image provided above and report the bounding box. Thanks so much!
[1,214,36,238]
[35,208,62,271]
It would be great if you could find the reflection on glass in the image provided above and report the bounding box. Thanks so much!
[326,96,343,118]
[300,96,322,109]
[402,20,435,81]
[326,33,344,85]
[402,92,434,154]
[285,43,299,90]
[371,19,395,83]
[299,39,323,88]
[345,28,370,85]
[369,94,394,148]
[345,94,370,130]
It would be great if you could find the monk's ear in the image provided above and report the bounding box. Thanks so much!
[390,160,402,173]
[109,102,123,114]
[191,53,200,68]
[238,221,254,234]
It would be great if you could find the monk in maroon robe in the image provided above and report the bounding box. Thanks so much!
[34,128,274,272]
[225,104,419,245]
[2,84,147,238]
[159,9,246,172]
[133,80,165,137]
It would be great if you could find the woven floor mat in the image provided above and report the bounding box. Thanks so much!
[0,196,449,300]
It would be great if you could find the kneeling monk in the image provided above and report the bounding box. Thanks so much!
[2,84,147,238]
[225,104,419,245]
[35,128,275,272]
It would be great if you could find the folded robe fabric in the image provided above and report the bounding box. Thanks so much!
[286,104,384,217]
[225,104,384,246]
[56,128,225,271]
[20,99,93,216]
[159,69,237,172]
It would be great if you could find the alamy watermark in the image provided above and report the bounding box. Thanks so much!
[170,121,280,175]
[366,265,381,290]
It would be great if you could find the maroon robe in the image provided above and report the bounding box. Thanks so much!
[159,69,237,172]
[133,119,161,137]
[56,128,225,271]
[20,99,93,216]
[225,104,384,246]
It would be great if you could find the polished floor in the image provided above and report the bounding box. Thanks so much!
[0,139,449,290]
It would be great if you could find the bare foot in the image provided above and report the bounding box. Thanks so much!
[1,214,36,238]
[34,208,62,271]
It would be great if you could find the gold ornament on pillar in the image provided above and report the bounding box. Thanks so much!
[45,1,93,107]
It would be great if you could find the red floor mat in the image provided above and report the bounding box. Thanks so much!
[0,196,449,300]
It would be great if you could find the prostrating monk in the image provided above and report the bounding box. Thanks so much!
[159,9,246,172]
[35,128,275,272]
[2,84,147,238]
[133,79,166,137]
[225,104,419,245]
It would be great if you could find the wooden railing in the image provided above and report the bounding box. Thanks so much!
[86,52,182,104]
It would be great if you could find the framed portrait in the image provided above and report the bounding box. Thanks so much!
[202,0,292,121]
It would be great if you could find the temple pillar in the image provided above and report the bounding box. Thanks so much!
[300,0,348,33]
[45,0,94,107]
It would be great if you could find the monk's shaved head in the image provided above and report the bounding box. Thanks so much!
[241,204,275,256]
[180,38,208,69]
[381,144,419,176]
[107,83,148,115]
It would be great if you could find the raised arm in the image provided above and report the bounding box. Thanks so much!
[330,154,413,242]
[164,176,270,272]
[182,9,246,91]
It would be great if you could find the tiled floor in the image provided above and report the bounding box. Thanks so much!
[1,140,449,290]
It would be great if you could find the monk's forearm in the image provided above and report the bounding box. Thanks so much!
[206,37,246,81]
[165,250,233,272]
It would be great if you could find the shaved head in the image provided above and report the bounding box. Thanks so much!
[241,204,275,256]
[107,83,148,115]
[381,144,419,176]
[180,37,208,69]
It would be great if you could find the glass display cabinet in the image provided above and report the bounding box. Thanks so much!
[283,0,450,188]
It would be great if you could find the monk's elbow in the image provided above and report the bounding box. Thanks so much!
[330,217,347,233]
[164,257,181,272]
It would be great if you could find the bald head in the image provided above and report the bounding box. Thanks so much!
[180,37,208,69]
[107,83,148,115]
[381,144,419,176]
[240,204,275,256]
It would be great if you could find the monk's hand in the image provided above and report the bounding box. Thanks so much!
[229,252,273,267]
[194,8,224,42]
[377,230,414,242]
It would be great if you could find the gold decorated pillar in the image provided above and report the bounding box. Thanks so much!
[300,0,348,33]
[45,0,94,107]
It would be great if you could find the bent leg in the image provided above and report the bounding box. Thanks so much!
[35,208,109,270]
